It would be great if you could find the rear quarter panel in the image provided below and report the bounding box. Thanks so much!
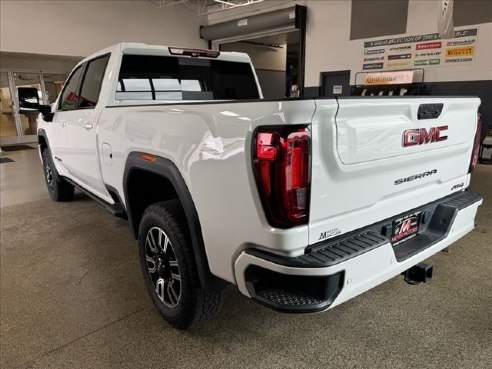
[97,99,319,282]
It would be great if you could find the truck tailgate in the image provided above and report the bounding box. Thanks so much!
[309,97,481,245]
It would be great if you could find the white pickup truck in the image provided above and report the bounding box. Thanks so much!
[35,43,483,329]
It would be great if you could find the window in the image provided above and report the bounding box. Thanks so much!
[79,55,110,108]
[59,66,84,111]
[116,55,259,101]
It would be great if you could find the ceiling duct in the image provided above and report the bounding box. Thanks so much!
[200,6,298,41]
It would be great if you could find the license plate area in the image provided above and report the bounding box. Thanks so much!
[391,211,421,246]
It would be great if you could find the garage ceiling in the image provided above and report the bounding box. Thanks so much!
[148,0,266,15]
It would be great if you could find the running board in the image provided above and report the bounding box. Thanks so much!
[64,178,127,219]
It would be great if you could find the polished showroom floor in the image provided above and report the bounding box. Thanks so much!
[1,148,491,369]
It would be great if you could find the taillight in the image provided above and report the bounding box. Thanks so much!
[469,113,483,173]
[253,126,311,228]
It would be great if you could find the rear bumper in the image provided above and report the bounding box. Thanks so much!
[234,190,483,313]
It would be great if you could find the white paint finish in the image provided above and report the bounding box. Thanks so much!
[234,200,482,305]
[304,1,492,86]
[39,44,482,285]
[309,97,479,246]
[98,100,315,282]
[0,0,206,57]
[335,97,480,164]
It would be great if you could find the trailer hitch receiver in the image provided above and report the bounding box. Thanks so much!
[402,262,433,285]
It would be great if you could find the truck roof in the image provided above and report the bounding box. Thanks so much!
[78,42,252,66]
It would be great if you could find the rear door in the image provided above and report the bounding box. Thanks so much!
[309,97,481,245]
[62,54,111,201]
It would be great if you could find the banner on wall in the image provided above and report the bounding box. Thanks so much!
[363,71,414,85]
[362,28,478,71]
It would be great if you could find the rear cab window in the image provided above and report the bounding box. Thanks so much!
[116,55,259,102]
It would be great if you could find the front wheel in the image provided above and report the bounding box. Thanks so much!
[42,148,74,202]
[138,200,225,329]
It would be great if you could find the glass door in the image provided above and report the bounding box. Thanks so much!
[0,71,21,145]
[13,71,44,143]
[42,73,66,104]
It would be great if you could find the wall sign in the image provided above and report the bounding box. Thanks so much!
[362,70,414,85]
[362,27,478,71]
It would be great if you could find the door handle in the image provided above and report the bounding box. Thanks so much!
[84,123,94,130]
[60,121,67,127]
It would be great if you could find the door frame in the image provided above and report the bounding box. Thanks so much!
[0,70,22,145]
[0,68,55,145]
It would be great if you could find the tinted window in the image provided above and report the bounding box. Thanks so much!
[116,55,259,101]
[59,66,84,110]
[79,55,110,108]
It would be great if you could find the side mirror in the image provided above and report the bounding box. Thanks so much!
[17,87,40,114]
[39,104,54,122]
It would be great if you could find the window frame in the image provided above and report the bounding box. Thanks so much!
[57,52,111,112]
[57,63,86,112]
[77,53,111,110]
[114,54,260,102]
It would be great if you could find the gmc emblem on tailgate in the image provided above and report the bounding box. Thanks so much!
[402,126,448,147]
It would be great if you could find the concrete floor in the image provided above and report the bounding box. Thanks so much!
[1,151,491,369]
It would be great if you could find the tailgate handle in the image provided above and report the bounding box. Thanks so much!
[418,103,443,120]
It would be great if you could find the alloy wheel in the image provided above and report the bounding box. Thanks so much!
[145,226,182,308]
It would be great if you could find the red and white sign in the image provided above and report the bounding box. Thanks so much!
[416,41,442,50]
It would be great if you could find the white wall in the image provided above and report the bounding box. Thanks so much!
[206,0,491,87]
[305,0,492,86]
[0,53,80,74]
[221,42,287,71]
[0,0,206,58]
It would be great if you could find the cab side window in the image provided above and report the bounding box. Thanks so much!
[79,55,110,108]
[58,66,84,111]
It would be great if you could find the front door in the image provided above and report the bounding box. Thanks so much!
[61,55,111,201]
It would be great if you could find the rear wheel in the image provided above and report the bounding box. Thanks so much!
[138,200,225,329]
[42,148,74,202]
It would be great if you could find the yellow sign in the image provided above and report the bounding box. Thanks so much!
[446,46,475,57]
[363,71,414,85]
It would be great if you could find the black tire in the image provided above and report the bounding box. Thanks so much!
[42,148,74,202]
[138,200,225,330]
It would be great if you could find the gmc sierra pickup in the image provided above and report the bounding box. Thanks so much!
[35,43,483,329]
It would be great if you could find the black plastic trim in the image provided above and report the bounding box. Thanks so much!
[123,152,215,287]
[245,265,344,313]
[64,177,126,218]
[418,103,443,120]
[246,190,482,268]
